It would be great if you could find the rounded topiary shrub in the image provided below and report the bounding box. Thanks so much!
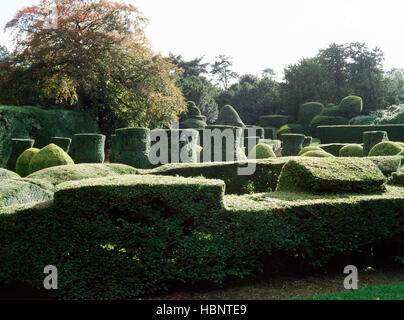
[244,136,260,156]
[179,118,207,129]
[280,134,305,156]
[320,105,341,117]
[301,150,335,158]
[338,95,363,118]
[248,143,276,159]
[298,102,324,129]
[113,128,151,168]
[50,137,72,153]
[297,146,323,156]
[368,141,403,157]
[6,139,35,172]
[16,148,40,177]
[339,144,364,157]
[362,131,389,156]
[216,105,245,127]
[29,144,74,174]
[259,115,288,128]
[71,134,106,164]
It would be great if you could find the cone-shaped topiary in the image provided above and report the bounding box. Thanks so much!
[248,143,276,159]
[216,105,245,127]
[16,148,40,177]
[298,102,324,129]
[339,144,364,157]
[6,139,35,172]
[280,134,305,156]
[298,146,323,156]
[71,134,105,164]
[301,150,335,157]
[363,131,389,156]
[50,137,72,153]
[368,141,403,157]
[338,95,363,118]
[29,144,74,174]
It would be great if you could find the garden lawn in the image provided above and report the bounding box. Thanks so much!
[302,281,404,300]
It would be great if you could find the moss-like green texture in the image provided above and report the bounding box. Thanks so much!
[50,137,72,153]
[259,115,288,128]
[298,102,324,129]
[389,172,404,185]
[276,157,386,194]
[16,148,40,177]
[363,131,389,156]
[6,139,35,172]
[367,156,402,176]
[301,150,335,158]
[29,144,74,174]
[248,143,276,159]
[216,105,245,127]
[339,144,363,157]
[243,136,260,156]
[0,106,98,168]
[0,179,53,207]
[0,168,20,180]
[277,124,304,136]
[368,141,403,157]
[71,134,105,164]
[318,143,352,157]
[143,158,294,194]
[26,163,138,190]
[298,146,323,156]
[179,118,207,129]
[259,139,282,153]
[338,95,363,118]
[309,116,350,136]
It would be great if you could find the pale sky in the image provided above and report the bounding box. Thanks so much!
[1,0,404,80]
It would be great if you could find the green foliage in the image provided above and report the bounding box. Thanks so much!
[339,144,363,157]
[50,137,72,153]
[367,156,403,176]
[248,143,276,159]
[262,127,277,140]
[276,158,386,194]
[259,115,288,128]
[349,115,377,125]
[179,118,207,129]
[16,148,40,177]
[277,124,304,136]
[318,143,351,156]
[390,172,404,185]
[368,141,403,157]
[26,163,138,191]
[215,105,245,127]
[71,134,106,164]
[0,179,53,208]
[144,158,292,195]
[0,106,98,168]
[0,168,20,180]
[280,134,306,156]
[301,150,334,158]
[6,139,35,172]
[297,146,323,156]
[298,102,324,129]
[29,144,74,174]
[363,131,389,156]
[309,116,350,136]
[317,125,404,144]
[338,96,363,118]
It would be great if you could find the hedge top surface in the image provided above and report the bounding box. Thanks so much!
[216,105,245,127]
[26,163,138,189]
[276,157,386,194]
[16,148,40,177]
[338,95,363,118]
[0,168,20,180]
[301,150,335,158]
[29,144,74,174]
[115,127,150,137]
[339,144,364,157]
[368,141,403,157]
[248,143,276,159]
[297,146,323,156]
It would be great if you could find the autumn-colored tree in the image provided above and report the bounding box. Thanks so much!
[4,0,187,130]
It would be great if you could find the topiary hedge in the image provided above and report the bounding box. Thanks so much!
[6,139,35,172]
[298,102,324,129]
[309,116,350,137]
[367,156,403,176]
[301,150,335,158]
[71,134,106,164]
[317,125,404,144]
[338,96,363,118]
[339,144,364,157]
[298,146,323,156]
[248,143,276,159]
[0,168,20,180]
[216,105,245,127]
[280,134,305,156]
[0,106,98,168]
[276,157,386,194]
[368,141,403,157]
[16,148,40,177]
[50,137,72,153]
[29,144,74,174]
[259,115,288,128]
[363,131,389,156]
[318,143,353,157]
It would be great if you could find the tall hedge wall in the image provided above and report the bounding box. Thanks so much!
[317,125,404,144]
[0,106,99,168]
